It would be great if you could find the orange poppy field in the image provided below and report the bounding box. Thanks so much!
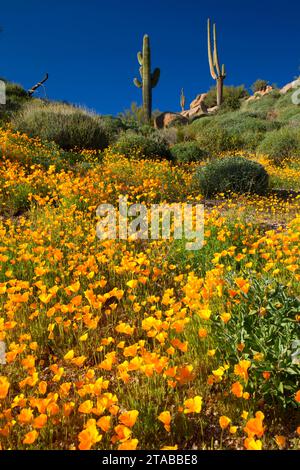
[0,129,299,450]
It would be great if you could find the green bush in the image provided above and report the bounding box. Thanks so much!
[239,130,266,151]
[170,142,208,163]
[204,85,249,110]
[251,79,269,93]
[0,80,30,122]
[100,116,125,142]
[186,109,282,153]
[195,125,244,154]
[257,127,300,163]
[13,102,109,151]
[210,279,300,408]
[243,90,281,114]
[112,131,171,160]
[0,182,32,216]
[216,111,280,151]
[195,156,269,197]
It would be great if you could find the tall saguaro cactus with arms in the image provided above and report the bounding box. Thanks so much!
[207,18,226,106]
[134,34,160,123]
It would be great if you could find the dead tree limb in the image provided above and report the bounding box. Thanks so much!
[28,73,49,96]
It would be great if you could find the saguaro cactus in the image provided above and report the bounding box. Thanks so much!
[180,88,186,112]
[207,19,226,106]
[134,34,160,122]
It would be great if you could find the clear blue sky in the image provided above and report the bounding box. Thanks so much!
[1,0,300,115]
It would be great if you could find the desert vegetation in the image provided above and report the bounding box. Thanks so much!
[0,17,299,452]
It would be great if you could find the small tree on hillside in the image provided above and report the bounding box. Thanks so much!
[251,79,269,93]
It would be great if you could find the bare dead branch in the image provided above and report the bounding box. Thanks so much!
[28,73,49,96]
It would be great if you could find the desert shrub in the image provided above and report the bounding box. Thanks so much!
[216,112,280,151]
[211,279,300,408]
[13,101,109,151]
[274,89,297,110]
[251,79,269,93]
[0,182,33,216]
[112,131,171,160]
[204,85,249,110]
[0,80,30,122]
[257,127,300,163]
[277,107,300,126]
[119,102,146,128]
[195,156,269,197]
[239,130,266,151]
[195,125,244,154]
[286,113,300,128]
[100,116,125,142]
[185,116,213,139]
[158,128,178,146]
[170,142,208,163]
[243,90,281,114]
[187,110,279,153]
[217,111,279,133]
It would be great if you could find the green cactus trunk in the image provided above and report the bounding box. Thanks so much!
[142,35,152,123]
[134,34,160,124]
[207,19,226,107]
[217,77,224,107]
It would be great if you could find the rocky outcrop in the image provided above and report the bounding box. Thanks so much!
[207,105,219,114]
[181,101,208,119]
[245,85,274,103]
[154,112,189,129]
[189,93,207,109]
[179,93,208,120]
[280,79,300,94]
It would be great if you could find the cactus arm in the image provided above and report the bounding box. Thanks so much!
[151,68,160,88]
[180,88,185,111]
[139,66,143,78]
[207,19,217,80]
[213,23,221,77]
[133,78,142,88]
[222,64,226,78]
[137,52,143,65]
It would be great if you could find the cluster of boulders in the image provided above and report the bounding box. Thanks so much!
[280,78,300,94]
[154,78,299,129]
[154,93,218,129]
[244,79,300,103]
[245,85,274,103]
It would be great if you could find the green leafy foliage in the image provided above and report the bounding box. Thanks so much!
[112,131,172,160]
[13,101,110,151]
[195,156,269,196]
[0,80,30,123]
[251,79,270,93]
[170,142,208,163]
[211,279,300,408]
[204,85,249,110]
[257,127,300,164]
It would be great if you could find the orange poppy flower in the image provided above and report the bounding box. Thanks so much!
[183,396,202,414]
[18,408,34,424]
[0,376,10,399]
[158,411,171,432]
[23,430,38,445]
[97,416,111,432]
[118,439,138,450]
[33,414,47,429]
[119,410,139,428]
[244,437,262,450]
[244,411,265,438]
[231,381,243,398]
[234,359,251,382]
[219,416,231,430]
